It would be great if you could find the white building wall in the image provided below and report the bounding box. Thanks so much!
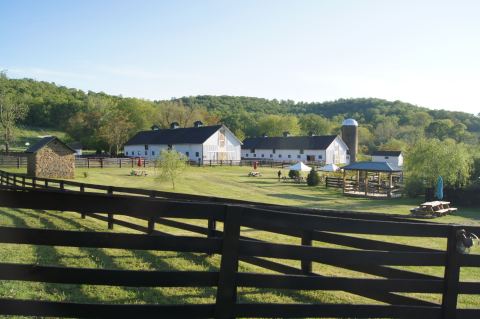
[241,149,328,162]
[124,126,241,163]
[242,136,349,164]
[372,154,403,166]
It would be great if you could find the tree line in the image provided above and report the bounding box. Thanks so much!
[1,73,479,157]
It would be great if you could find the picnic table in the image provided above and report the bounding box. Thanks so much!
[130,170,148,176]
[248,171,262,177]
[410,201,457,218]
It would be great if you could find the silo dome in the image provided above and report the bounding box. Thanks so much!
[342,118,358,126]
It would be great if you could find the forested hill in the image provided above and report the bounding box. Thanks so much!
[2,75,480,152]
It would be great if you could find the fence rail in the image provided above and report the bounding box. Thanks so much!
[0,155,326,169]
[0,170,478,318]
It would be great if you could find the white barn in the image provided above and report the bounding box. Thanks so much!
[371,151,403,167]
[124,122,242,163]
[241,134,349,164]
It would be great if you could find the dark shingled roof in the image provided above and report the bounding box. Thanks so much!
[242,135,339,150]
[25,136,76,154]
[343,161,402,172]
[125,125,224,145]
[372,150,402,156]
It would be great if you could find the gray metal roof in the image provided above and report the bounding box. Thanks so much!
[242,135,339,150]
[125,125,225,146]
[25,136,76,154]
[342,161,402,172]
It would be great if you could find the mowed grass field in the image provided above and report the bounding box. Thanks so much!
[0,166,479,316]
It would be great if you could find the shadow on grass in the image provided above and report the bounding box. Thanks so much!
[13,209,218,305]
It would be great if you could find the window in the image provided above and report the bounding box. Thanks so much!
[186,152,189,156]
[145,151,148,155]
[269,154,273,158]
[297,155,301,159]
[137,151,141,155]
[272,148,276,154]
[261,154,264,158]
[288,155,291,158]
[318,155,322,159]
[278,154,282,158]
[300,149,304,154]
[151,151,155,156]
[195,152,199,157]
[144,145,149,150]
[245,154,249,157]
[253,154,256,157]
[385,156,389,159]
[168,144,173,150]
[251,148,255,153]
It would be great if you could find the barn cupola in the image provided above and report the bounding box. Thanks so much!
[283,131,290,137]
[308,131,315,137]
[151,125,160,131]
[170,122,180,129]
[262,132,268,138]
[193,120,203,128]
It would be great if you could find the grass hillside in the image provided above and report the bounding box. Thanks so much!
[5,126,69,152]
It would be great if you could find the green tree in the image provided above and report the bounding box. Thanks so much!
[306,168,320,186]
[155,150,188,189]
[378,138,407,152]
[374,117,398,143]
[425,119,454,140]
[0,73,29,153]
[299,114,332,135]
[404,138,472,189]
[98,111,135,155]
[257,115,300,137]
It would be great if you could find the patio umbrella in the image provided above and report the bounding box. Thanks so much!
[287,161,312,172]
[435,176,444,200]
[320,163,340,172]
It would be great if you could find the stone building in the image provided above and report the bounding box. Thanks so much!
[26,136,76,179]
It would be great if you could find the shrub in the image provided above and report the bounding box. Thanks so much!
[404,177,424,198]
[307,168,320,186]
[288,170,300,179]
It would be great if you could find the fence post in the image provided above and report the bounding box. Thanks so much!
[441,226,462,319]
[45,180,48,188]
[17,157,20,169]
[215,206,242,319]
[107,187,114,229]
[208,218,217,238]
[80,184,86,219]
[100,158,104,169]
[32,177,36,188]
[301,230,313,274]
[119,158,122,168]
[22,176,25,188]
[60,181,65,191]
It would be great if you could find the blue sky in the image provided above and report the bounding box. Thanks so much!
[1,0,479,114]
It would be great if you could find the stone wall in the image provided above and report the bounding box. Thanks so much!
[27,141,75,179]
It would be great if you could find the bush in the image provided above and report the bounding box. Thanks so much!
[288,170,300,179]
[307,168,320,186]
[404,177,425,198]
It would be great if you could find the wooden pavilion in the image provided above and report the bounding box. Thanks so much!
[341,161,403,198]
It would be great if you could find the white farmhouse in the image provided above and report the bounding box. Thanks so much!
[124,122,242,162]
[371,151,403,167]
[241,133,349,164]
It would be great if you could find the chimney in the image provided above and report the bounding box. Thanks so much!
[151,125,160,131]
[283,131,290,137]
[193,120,203,128]
[170,122,179,129]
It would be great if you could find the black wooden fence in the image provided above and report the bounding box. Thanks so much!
[0,170,479,318]
[0,155,325,169]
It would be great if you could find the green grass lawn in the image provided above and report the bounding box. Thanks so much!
[1,166,479,315]
[67,166,480,226]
